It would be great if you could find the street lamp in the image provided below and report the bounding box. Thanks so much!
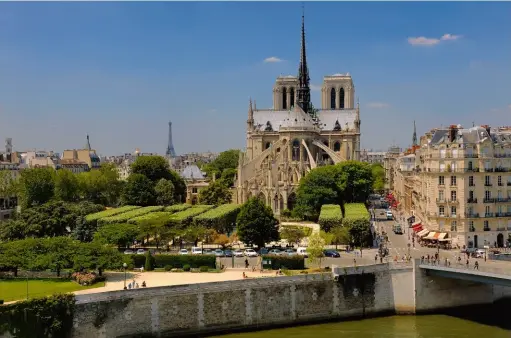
[123,263,127,290]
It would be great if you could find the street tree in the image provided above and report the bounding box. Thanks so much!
[306,232,326,267]
[198,181,232,205]
[18,167,56,208]
[55,169,80,202]
[131,155,172,182]
[93,223,140,248]
[236,198,279,248]
[0,170,18,202]
[37,237,77,277]
[121,174,156,206]
[371,163,385,193]
[154,178,175,206]
[280,226,306,246]
[330,226,351,249]
[202,149,240,179]
[337,161,374,203]
[219,168,237,187]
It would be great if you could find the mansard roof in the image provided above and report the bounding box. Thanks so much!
[181,164,205,180]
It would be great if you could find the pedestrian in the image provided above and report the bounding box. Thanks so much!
[128,283,132,290]
[466,259,469,268]
[135,283,139,289]
[380,256,383,264]
[142,281,146,287]
[375,254,378,263]
[141,266,144,273]
[474,261,479,270]
[245,258,249,269]
[444,258,448,267]
[420,256,424,264]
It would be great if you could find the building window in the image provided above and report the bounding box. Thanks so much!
[450,176,456,186]
[485,190,491,200]
[292,139,300,161]
[439,176,445,185]
[333,141,341,152]
[485,175,491,186]
[451,206,457,217]
[330,88,336,109]
[451,221,457,232]
[290,87,295,107]
[469,176,474,186]
[468,161,473,170]
[450,190,457,202]
[339,87,345,109]
[469,190,474,200]
[484,220,490,230]
[498,176,502,186]
[265,142,271,150]
[485,205,490,214]
[192,188,198,194]
[438,191,444,201]
[469,221,474,232]
[282,87,287,110]
[439,220,445,231]
[439,206,445,216]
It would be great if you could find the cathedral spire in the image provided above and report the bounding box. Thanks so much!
[412,120,418,146]
[86,134,92,151]
[296,7,312,116]
[247,98,254,129]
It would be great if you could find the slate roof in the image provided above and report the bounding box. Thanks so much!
[252,108,357,132]
[181,164,205,180]
[430,126,491,145]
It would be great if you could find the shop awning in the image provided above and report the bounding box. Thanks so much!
[438,233,447,240]
[413,226,423,232]
[425,232,437,239]
[412,222,422,227]
[417,229,429,237]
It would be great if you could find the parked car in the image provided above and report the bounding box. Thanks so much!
[324,250,340,258]
[224,250,233,257]
[233,249,244,257]
[214,249,225,257]
[179,249,188,255]
[259,248,269,255]
[123,250,134,255]
[136,249,145,255]
[191,247,202,255]
[203,249,214,255]
[244,249,258,257]
[393,224,403,235]
[284,249,296,256]
[296,247,308,258]
[268,249,282,255]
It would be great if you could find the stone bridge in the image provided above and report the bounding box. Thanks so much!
[419,263,511,287]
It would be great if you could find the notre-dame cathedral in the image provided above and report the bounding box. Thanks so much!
[233,14,361,215]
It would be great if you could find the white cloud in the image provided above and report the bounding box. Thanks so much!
[310,84,321,91]
[441,34,462,41]
[366,102,390,109]
[264,56,283,63]
[408,33,462,47]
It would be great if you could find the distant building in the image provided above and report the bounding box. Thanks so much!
[170,152,218,174]
[360,150,386,164]
[180,164,210,205]
[60,159,90,174]
[62,135,100,170]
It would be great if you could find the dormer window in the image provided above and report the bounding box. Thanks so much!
[333,120,341,131]
[265,121,273,132]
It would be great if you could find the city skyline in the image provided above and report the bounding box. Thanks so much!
[1,2,510,156]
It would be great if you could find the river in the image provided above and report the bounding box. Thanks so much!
[213,315,510,338]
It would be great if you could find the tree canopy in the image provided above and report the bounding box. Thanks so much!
[154,178,175,206]
[198,181,232,205]
[121,174,155,206]
[202,149,240,184]
[18,167,55,208]
[236,197,279,248]
[371,163,385,193]
[55,169,80,202]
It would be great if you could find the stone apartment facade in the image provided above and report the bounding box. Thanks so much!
[389,124,511,249]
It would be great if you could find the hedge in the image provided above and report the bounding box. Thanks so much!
[164,204,192,212]
[0,293,75,337]
[193,204,241,233]
[262,255,305,270]
[344,203,370,220]
[128,211,174,225]
[168,205,214,227]
[99,206,165,225]
[128,254,216,269]
[318,204,342,232]
[85,205,141,223]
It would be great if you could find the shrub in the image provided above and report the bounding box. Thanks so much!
[85,205,141,223]
[71,272,105,285]
[99,206,164,225]
[318,204,342,232]
[168,205,214,227]
[164,204,192,212]
[125,254,216,269]
[183,264,191,272]
[199,266,209,272]
[343,203,370,220]
[193,204,241,233]
[262,255,305,270]
[144,251,155,271]
[164,265,172,271]
[128,211,174,225]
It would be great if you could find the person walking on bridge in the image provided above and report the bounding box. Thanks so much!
[474,261,479,270]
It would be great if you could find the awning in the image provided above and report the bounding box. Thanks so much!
[413,225,423,232]
[417,229,429,237]
[412,221,421,227]
[425,232,437,239]
[438,233,447,240]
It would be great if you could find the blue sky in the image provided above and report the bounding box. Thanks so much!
[1,2,510,156]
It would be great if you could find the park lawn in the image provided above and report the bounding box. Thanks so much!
[0,278,105,302]
[281,225,313,237]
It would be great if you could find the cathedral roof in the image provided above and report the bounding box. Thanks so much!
[316,109,358,132]
[279,106,316,131]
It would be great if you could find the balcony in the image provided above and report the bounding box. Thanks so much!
[465,213,480,218]
[485,213,494,217]
[496,212,511,217]
[484,183,493,187]
[483,168,494,173]
[496,227,506,231]
[465,168,480,173]
[465,154,479,159]
[483,198,495,203]
[448,199,459,205]
[436,198,446,203]
[468,183,476,187]
[498,183,504,186]
[495,167,511,173]
[467,198,478,203]
[483,227,491,232]
[449,214,458,218]
[495,198,511,203]
[494,154,511,158]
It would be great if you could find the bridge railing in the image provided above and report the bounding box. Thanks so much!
[419,261,511,277]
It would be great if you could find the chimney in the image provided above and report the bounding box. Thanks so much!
[449,124,458,142]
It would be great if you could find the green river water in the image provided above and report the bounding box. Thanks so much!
[214,315,510,338]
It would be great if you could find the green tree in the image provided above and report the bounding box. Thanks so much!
[168,170,186,203]
[219,168,237,187]
[138,215,169,249]
[121,174,156,206]
[198,181,232,205]
[37,237,77,277]
[19,201,76,237]
[344,218,373,248]
[371,163,385,193]
[55,169,80,202]
[294,165,341,221]
[337,161,374,203]
[203,149,240,179]
[236,198,279,248]
[78,164,123,206]
[154,178,175,206]
[306,232,326,267]
[144,251,155,271]
[131,155,172,182]
[18,167,55,208]
[0,170,18,202]
[93,223,140,248]
[280,226,306,246]
[330,226,351,249]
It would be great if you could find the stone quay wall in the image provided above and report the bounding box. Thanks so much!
[71,261,511,337]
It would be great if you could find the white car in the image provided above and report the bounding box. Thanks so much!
[244,249,258,257]
[233,249,244,257]
[179,249,189,255]
[136,249,145,255]
[124,249,134,255]
[191,247,202,255]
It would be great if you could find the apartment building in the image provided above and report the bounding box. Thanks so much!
[361,150,386,164]
[390,125,511,249]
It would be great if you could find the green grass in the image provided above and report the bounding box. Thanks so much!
[0,278,105,302]
[281,225,313,237]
